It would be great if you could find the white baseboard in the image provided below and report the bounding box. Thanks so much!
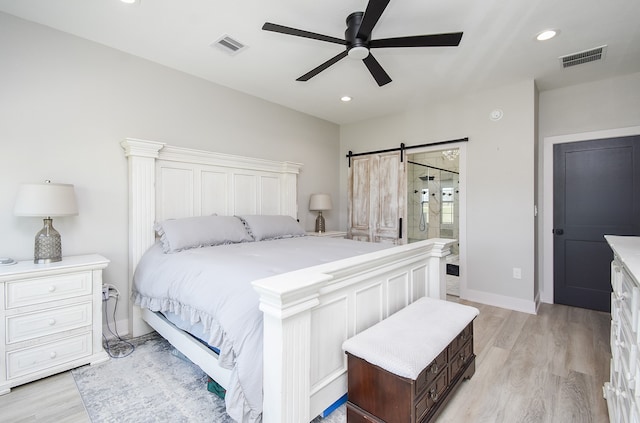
[462,288,537,314]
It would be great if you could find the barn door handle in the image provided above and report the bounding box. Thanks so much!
[553,229,564,235]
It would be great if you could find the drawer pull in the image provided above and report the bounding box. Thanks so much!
[459,353,466,361]
[49,351,57,359]
[430,363,439,374]
[48,319,56,326]
[429,387,439,402]
[48,285,56,293]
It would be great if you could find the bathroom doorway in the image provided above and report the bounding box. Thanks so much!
[407,148,461,296]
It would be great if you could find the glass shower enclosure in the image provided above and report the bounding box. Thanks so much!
[406,150,459,256]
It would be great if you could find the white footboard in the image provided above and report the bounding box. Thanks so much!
[252,238,453,423]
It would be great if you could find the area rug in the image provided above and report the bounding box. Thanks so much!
[72,333,232,422]
[72,333,345,422]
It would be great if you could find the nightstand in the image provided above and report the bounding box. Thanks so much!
[0,254,110,395]
[306,231,347,239]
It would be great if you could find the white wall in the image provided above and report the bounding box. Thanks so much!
[0,13,340,330]
[537,72,640,303]
[340,80,537,313]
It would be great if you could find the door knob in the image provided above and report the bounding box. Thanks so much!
[553,229,564,235]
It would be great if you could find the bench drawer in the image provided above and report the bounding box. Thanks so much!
[415,348,447,397]
[415,368,448,420]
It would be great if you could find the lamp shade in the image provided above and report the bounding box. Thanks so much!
[309,193,332,211]
[14,182,78,217]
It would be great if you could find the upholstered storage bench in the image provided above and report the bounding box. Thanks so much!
[342,297,479,423]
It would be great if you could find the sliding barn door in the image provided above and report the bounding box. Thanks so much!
[348,152,406,244]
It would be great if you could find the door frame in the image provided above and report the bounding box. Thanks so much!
[541,125,640,304]
[407,142,467,299]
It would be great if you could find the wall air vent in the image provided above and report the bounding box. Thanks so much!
[559,45,607,68]
[211,34,247,56]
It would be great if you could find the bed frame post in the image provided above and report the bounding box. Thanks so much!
[121,138,165,337]
[426,238,454,300]
[254,274,330,423]
[280,163,299,219]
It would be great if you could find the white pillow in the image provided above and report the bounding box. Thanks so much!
[154,215,252,253]
[237,215,306,241]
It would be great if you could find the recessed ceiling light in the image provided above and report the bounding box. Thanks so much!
[120,0,138,4]
[536,29,558,41]
[341,96,352,102]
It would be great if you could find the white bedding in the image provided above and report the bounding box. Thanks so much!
[132,236,390,423]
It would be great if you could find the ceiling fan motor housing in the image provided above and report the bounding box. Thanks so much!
[346,12,370,59]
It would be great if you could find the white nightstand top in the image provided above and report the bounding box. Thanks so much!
[0,255,110,278]
[306,231,347,238]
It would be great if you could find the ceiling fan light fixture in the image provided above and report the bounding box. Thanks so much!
[348,46,370,60]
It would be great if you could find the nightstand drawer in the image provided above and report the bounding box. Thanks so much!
[5,272,92,309]
[6,302,92,344]
[6,332,92,380]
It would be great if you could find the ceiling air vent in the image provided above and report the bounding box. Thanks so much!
[211,34,247,56]
[559,45,607,68]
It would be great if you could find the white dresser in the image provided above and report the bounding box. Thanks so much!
[0,254,109,394]
[605,236,640,423]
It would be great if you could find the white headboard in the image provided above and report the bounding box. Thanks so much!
[121,138,302,335]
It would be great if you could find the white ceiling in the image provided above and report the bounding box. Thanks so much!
[1,0,639,124]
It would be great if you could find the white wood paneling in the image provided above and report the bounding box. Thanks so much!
[233,173,258,215]
[260,176,281,215]
[310,297,348,388]
[354,282,383,333]
[158,166,194,220]
[387,273,409,316]
[201,170,228,216]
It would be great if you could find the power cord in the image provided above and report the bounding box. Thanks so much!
[102,283,135,358]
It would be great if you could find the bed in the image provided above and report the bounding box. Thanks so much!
[121,138,454,423]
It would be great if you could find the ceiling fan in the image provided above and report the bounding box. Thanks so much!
[262,0,463,87]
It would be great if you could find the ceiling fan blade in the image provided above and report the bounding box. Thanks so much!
[357,0,390,40]
[370,32,463,48]
[362,53,392,87]
[263,22,346,45]
[297,51,349,81]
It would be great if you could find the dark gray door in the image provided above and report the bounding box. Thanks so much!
[553,135,640,312]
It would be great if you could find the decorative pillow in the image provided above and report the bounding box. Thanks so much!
[236,215,306,241]
[154,215,252,253]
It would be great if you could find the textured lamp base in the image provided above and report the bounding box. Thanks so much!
[34,218,62,263]
[315,211,326,233]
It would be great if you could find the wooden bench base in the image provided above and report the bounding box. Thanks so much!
[346,322,475,423]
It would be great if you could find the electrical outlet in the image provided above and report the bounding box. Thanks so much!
[513,267,522,280]
[102,285,109,300]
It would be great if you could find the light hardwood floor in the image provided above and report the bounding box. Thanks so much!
[0,299,611,423]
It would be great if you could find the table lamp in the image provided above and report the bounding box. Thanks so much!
[309,193,332,233]
[14,181,78,263]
